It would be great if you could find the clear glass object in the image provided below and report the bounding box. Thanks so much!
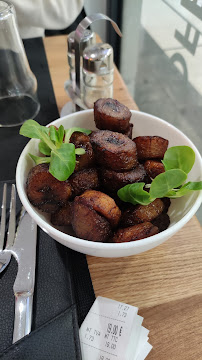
[82,43,114,109]
[0,1,40,127]
[67,30,95,93]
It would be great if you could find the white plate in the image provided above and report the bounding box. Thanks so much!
[16,110,202,257]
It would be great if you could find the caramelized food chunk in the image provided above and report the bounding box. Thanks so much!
[162,197,171,213]
[120,198,165,227]
[144,160,165,179]
[70,131,94,172]
[152,213,170,232]
[26,164,72,213]
[71,196,112,242]
[51,202,72,226]
[94,98,131,132]
[79,190,121,228]
[112,222,159,243]
[101,164,147,192]
[90,130,138,171]
[69,168,100,197]
[123,123,133,138]
[133,136,168,160]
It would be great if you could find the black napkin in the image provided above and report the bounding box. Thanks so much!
[0,37,95,359]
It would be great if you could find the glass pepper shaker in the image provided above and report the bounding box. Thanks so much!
[67,30,95,93]
[82,43,114,109]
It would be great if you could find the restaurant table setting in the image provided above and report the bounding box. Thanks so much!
[1,4,202,360]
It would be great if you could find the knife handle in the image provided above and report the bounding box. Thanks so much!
[12,293,33,343]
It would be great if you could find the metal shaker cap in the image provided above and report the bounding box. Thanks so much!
[82,43,113,74]
[67,30,95,54]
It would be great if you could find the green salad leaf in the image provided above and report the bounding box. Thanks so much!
[20,120,91,181]
[162,146,195,173]
[29,154,51,165]
[149,169,187,198]
[49,143,75,181]
[118,145,202,205]
[118,183,151,205]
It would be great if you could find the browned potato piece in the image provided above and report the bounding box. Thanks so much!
[26,164,72,213]
[79,190,121,228]
[70,131,94,172]
[120,198,165,227]
[112,222,159,243]
[152,213,170,232]
[101,164,147,192]
[162,197,171,213]
[144,160,165,179]
[123,123,133,138]
[94,98,131,132]
[90,130,138,171]
[51,202,72,226]
[69,168,100,197]
[133,136,168,160]
[71,197,112,242]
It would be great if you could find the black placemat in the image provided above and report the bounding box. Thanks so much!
[0,38,95,358]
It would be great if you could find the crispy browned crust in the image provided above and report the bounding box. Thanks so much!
[101,164,147,192]
[70,131,94,172]
[71,197,112,242]
[69,168,100,197]
[162,197,171,213]
[144,160,165,179]
[51,202,72,226]
[112,222,159,243]
[152,213,170,232]
[26,164,72,213]
[123,123,133,138]
[94,98,131,132]
[79,190,121,228]
[90,130,138,171]
[133,136,168,160]
[120,198,165,227]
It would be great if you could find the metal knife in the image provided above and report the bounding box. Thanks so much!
[11,209,37,343]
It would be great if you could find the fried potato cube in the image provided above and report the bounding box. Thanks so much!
[70,131,94,172]
[79,190,121,228]
[152,213,170,232]
[101,164,147,192]
[71,197,112,242]
[51,202,72,226]
[133,136,168,160]
[112,222,159,243]
[90,130,138,171]
[120,198,165,227]
[94,98,131,132]
[69,168,100,197]
[26,163,72,213]
[144,160,165,179]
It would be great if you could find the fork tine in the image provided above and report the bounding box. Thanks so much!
[0,183,7,250]
[6,184,16,248]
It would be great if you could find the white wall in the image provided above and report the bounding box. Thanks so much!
[120,0,143,97]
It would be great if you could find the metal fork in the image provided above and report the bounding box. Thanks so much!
[0,183,16,273]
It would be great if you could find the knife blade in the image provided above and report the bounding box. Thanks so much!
[11,210,37,343]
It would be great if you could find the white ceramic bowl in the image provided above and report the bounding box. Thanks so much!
[16,110,202,257]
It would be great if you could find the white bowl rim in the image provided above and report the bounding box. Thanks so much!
[16,109,202,251]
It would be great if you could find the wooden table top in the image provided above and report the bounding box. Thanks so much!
[43,35,202,360]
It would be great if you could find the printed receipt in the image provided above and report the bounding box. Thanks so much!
[79,297,151,360]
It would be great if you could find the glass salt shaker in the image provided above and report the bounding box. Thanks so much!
[67,30,95,93]
[82,43,114,109]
